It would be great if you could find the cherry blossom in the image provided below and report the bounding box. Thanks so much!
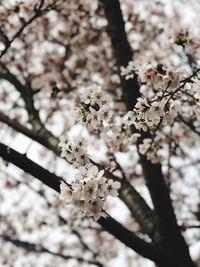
[60,165,121,220]
[0,0,200,266]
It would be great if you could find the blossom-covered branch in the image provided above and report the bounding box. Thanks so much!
[0,109,159,240]
[0,235,103,267]
[100,1,198,266]
[0,0,61,59]
[0,142,170,264]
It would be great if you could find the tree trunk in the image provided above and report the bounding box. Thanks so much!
[156,252,197,267]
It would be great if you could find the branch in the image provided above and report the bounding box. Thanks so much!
[178,115,200,136]
[0,58,159,239]
[119,179,159,241]
[0,0,57,59]
[1,168,95,254]
[99,0,140,110]
[0,113,158,240]
[98,216,170,266]
[0,112,59,152]
[0,142,61,192]
[0,235,103,267]
[100,1,196,266]
[139,155,196,265]
[0,67,59,150]
[0,67,42,128]
[0,142,170,265]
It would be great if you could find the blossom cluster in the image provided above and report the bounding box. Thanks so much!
[59,136,121,220]
[74,85,142,154]
[124,90,181,162]
[74,85,112,132]
[104,119,141,152]
[139,63,182,91]
[59,135,89,168]
[121,64,199,162]
[127,97,181,132]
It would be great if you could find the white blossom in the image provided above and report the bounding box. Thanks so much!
[74,84,113,133]
[59,136,89,168]
[83,180,98,201]
[59,135,121,220]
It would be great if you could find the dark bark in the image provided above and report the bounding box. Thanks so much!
[99,0,140,110]
[140,155,197,267]
[0,142,171,265]
[0,112,160,241]
[100,0,197,266]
